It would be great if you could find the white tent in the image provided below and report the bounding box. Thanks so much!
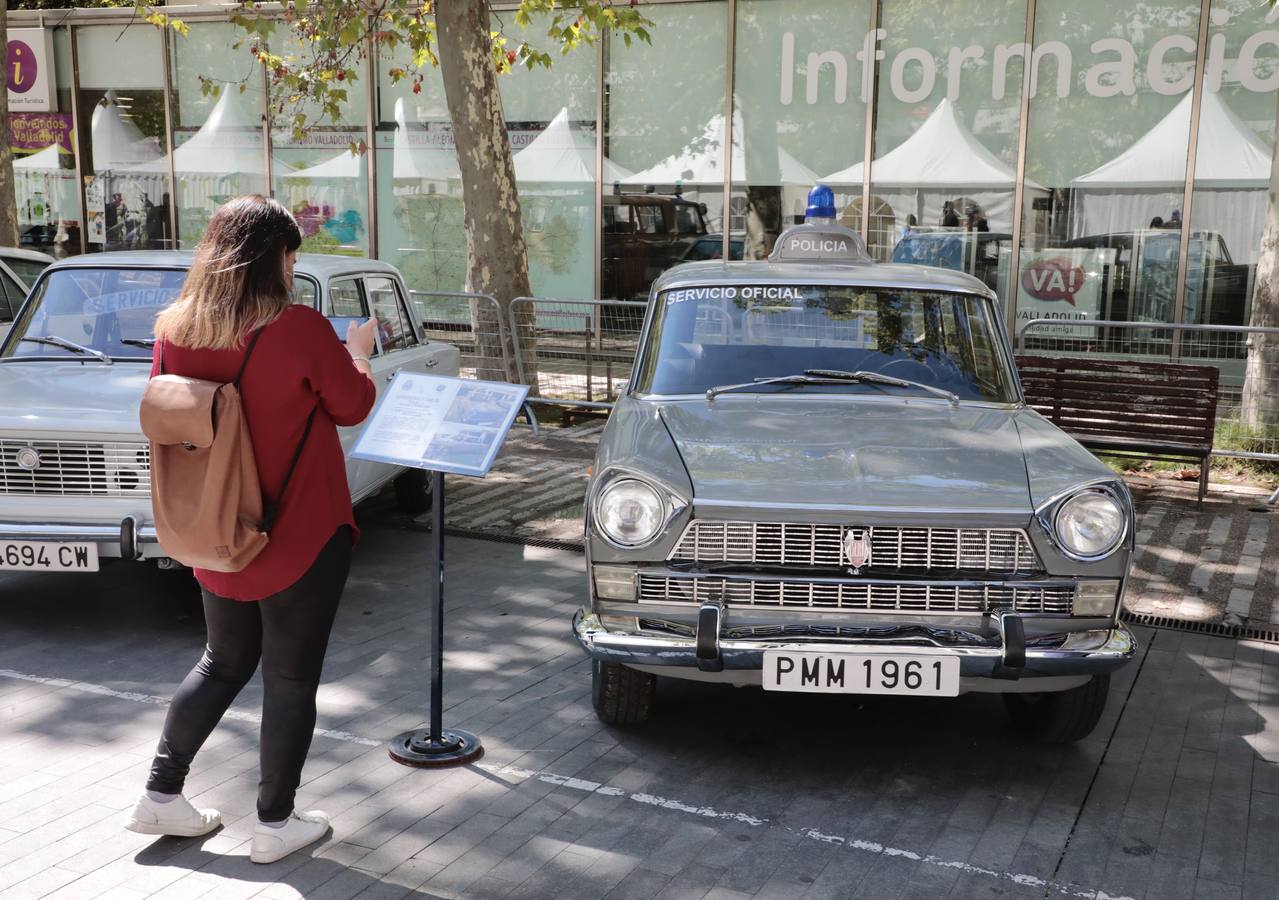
[91,99,163,170]
[14,143,64,170]
[513,107,631,186]
[127,88,268,218]
[1070,91,1271,263]
[283,149,363,182]
[390,98,461,185]
[13,144,77,233]
[822,98,1039,235]
[623,112,818,188]
[87,99,166,245]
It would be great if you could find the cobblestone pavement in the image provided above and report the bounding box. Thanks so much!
[1,498,1277,899]
[1125,482,1279,628]
[438,420,601,545]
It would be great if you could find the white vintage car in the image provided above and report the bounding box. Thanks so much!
[0,246,56,341]
[0,251,459,575]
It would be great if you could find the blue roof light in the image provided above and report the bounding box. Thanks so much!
[804,184,837,222]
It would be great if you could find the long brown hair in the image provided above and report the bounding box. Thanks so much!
[154,195,303,350]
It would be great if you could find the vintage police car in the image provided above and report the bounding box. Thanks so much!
[0,251,458,575]
[574,187,1136,743]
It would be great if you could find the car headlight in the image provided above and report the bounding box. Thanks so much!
[1054,489,1126,558]
[595,478,666,547]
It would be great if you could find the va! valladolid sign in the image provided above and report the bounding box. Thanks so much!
[779,20,1279,106]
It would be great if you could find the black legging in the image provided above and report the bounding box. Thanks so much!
[146,526,352,822]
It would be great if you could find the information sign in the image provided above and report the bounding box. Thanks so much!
[350,373,529,477]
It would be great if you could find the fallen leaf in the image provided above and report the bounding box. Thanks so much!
[1172,468,1200,481]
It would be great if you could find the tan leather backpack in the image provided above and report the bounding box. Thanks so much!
[139,331,314,572]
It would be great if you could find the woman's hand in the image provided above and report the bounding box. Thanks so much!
[347,317,377,360]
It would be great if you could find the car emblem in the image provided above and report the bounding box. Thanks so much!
[844,527,871,574]
[14,447,41,471]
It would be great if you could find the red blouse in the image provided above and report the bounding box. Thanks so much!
[151,305,376,601]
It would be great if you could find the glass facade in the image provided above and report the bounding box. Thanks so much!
[75,24,168,252]
[12,26,76,256]
[168,22,268,248]
[7,1,1276,338]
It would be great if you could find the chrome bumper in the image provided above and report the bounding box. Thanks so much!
[0,517,160,560]
[573,609,1136,679]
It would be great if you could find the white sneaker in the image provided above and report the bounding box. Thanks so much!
[250,810,330,864]
[124,793,221,837]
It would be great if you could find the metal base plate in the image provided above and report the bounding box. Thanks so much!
[387,729,484,768]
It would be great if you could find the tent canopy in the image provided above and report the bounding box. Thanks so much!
[91,99,162,170]
[513,107,631,183]
[391,97,461,183]
[1072,91,1272,189]
[283,148,363,181]
[825,99,1027,188]
[14,144,67,170]
[623,112,818,187]
[130,87,265,178]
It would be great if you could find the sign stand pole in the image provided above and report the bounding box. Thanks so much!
[388,470,483,767]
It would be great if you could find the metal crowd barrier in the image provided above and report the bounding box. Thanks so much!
[508,297,648,409]
[408,290,514,384]
[1016,319,1279,501]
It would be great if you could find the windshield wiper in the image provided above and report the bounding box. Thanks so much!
[706,373,853,401]
[804,368,958,406]
[119,338,156,349]
[19,335,113,366]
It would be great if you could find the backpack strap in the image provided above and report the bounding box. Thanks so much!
[232,329,266,388]
[259,404,318,534]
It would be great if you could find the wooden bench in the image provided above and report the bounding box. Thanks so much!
[1015,355,1220,503]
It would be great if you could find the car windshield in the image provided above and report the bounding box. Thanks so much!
[634,284,1018,403]
[1,267,187,361]
[5,257,51,286]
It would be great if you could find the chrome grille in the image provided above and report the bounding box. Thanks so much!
[638,575,1074,615]
[0,439,151,497]
[671,521,1041,574]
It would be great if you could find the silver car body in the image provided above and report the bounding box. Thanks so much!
[0,250,459,567]
[575,225,1136,695]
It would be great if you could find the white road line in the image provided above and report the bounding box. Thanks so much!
[0,667,1133,900]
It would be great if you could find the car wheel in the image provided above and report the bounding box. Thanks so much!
[1003,674,1110,744]
[591,660,655,725]
[393,469,433,515]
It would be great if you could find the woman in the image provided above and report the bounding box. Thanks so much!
[125,195,378,865]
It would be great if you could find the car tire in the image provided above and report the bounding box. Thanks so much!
[591,660,655,725]
[393,469,432,516]
[1003,674,1110,744]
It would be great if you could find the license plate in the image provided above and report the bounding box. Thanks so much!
[762,651,960,696]
[0,541,99,572]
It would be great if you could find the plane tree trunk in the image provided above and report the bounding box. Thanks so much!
[1241,88,1279,433]
[0,3,20,248]
[436,0,537,389]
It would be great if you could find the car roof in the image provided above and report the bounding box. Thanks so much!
[0,246,56,263]
[653,258,996,298]
[41,250,401,280]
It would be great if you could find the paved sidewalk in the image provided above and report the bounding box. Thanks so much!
[1125,482,1279,627]
[1,510,1278,899]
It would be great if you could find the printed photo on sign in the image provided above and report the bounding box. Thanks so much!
[444,385,517,429]
[349,373,529,477]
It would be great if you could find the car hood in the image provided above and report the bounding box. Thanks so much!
[0,361,149,435]
[657,398,1032,512]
